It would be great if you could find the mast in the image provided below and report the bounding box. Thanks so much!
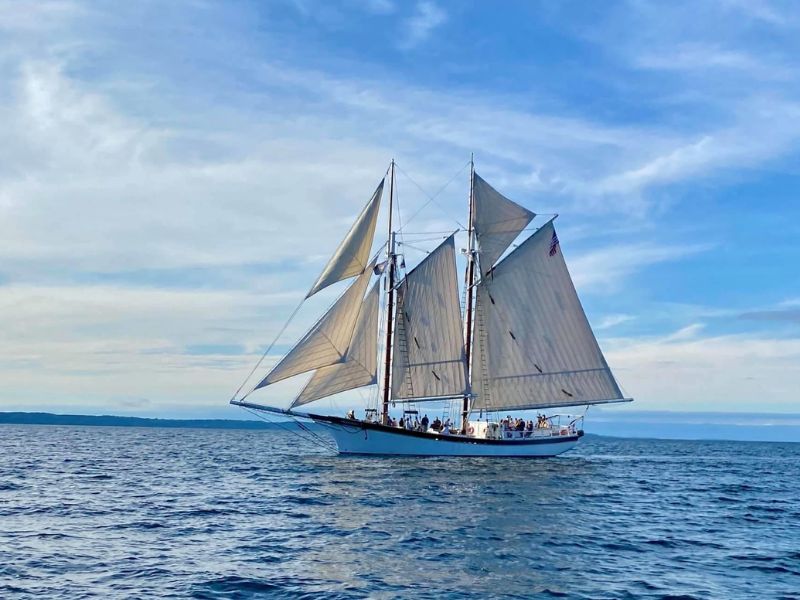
[381,160,396,425]
[461,153,476,433]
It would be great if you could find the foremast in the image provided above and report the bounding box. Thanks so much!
[461,154,476,433]
[381,160,397,425]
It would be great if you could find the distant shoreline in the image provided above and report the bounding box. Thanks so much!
[0,411,294,430]
[1,411,798,442]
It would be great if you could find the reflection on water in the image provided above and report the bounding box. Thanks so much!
[1,425,798,599]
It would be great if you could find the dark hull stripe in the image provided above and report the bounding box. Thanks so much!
[308,413,582,446]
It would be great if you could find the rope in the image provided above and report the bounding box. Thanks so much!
[231,298,305,401]
[398,241,435,254]
[395,161,469,231]
[243,407,336,453]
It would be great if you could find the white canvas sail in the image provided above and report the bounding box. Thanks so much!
[472,173,535,274]
[293,280,380,406]
[471,221,624,411]
[391,235,468,400]
[307,180,384,298]
[256,263,374,389]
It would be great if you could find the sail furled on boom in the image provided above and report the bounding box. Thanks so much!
[391,235,468,400]
[307,180,384,298]
[471,221,624,411]
[256,263,374,389]
[472,173,535,274]
[293,280,380,406]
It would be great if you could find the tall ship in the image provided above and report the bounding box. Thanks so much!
[231,159,631,456]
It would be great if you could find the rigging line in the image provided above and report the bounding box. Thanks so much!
[396,230,463,235]
[232,298,305,402]
[240,251,384,402]
[295,418,338,451]
[242,407,335,453]
[395,161,469,231]
[393,165,406,261]
[397,234,456,244]
[398,242,435,254]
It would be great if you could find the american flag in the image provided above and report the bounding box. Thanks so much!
[548,230,560,256]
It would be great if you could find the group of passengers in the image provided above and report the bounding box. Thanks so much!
[387,414,449,433]
[348,410,435,432]
[500,414,550,436]
[352,410,461,435]
[348,409,551,437]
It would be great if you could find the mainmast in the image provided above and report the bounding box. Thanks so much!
[381,160,397,425]
[461,154,476,433]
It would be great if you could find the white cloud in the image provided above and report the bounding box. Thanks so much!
[399,1,447,49]
[635,43,792,80]
[604,328,800,412]
[596,314,635,330]
[569,242,711,293]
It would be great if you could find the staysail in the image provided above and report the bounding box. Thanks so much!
[293,280,380,406]
[255,263,374,389]
[306,180,384,298]
[471,220,624,411]
[472,172,535,274]
[391,235,468,400]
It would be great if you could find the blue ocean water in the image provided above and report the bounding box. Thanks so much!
[1,425,798,599]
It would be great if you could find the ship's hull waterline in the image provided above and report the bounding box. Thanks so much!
[310,415,582,457]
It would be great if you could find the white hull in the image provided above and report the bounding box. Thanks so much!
[314,417,580,457]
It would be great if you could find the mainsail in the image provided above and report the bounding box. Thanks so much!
[391,235,468,400]
[255,263,374,389]
[293,280,380,406]
[306,180,384,298]
[472,172,535,274]
[471,220,624,411]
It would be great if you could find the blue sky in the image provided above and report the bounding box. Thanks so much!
[1,0,799,418]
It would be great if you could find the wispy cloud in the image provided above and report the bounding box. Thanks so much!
[604,327,800,412]
[740,303,800,324]
[635,43,792,80]
[399,1,446,49]
[570,242,712,293]
[596,314,636,330]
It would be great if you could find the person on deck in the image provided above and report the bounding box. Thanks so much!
[421,415,429,430]
[398,416,405,429]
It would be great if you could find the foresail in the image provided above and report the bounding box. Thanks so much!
[293,280,380,406]
[472,173,535,274]
[471,221,624,412]
[256,263,374,389]
[307,180,384,298]
[391,235,468,400]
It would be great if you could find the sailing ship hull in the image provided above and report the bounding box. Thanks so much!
[310,415,581,457]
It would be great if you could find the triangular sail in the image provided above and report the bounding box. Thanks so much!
[391,235,468,400]
[471,221,624,411]
[256,263,374,389]
[307,180,384,298]
[472,173,535,274]
[293,280,380,406]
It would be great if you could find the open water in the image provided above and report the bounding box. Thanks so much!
[0,425,798,599]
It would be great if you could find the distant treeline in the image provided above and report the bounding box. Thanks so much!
[0,412,313,430]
